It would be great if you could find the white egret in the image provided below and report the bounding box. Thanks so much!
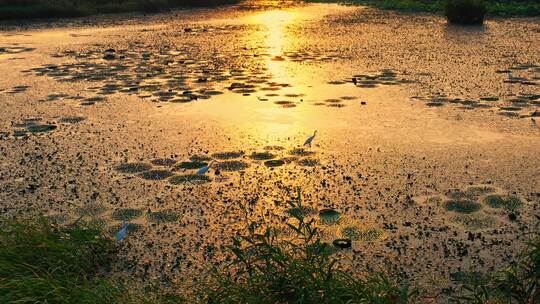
[196,160,215,175]
[116,222,129,242]
[303,130,317,147]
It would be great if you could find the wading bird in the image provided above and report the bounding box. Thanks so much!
[116,222,129,242]
[196,161,215,175]
[304,130,317,147]
[508,71,514,81]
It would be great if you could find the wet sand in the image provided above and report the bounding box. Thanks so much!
[0,2,539,300]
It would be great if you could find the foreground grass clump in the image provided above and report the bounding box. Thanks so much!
[204,189,416,304]
[0,217,129,303]
[445,0,487,24]
[0,0,239,20]
[451,216,540,303]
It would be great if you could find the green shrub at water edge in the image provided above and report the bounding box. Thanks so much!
[445,0,487,24]
[305,0,540,17]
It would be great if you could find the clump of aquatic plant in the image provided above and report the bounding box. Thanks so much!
[169,174,211,185]
[249,152,275,160]
[297,158,320,167]
[289,147,316,156]
[76,202,107,216]
[147,210,180,223]
[484,194,523,210]
[319,208,341,225]
[175,161,208,170]
[26,124,57,133]
[459,186,495,200]
[112,208,143,221]
[139,169,174,180]
[107,222,143,237]
[264,159,285,167]
[211,151,244,160]
[151,158,177,166]
[214,160,249,172]
[114,162,152,174]
[450,214,495,230]
[203,188,416,304]
[341,225,384,242]
[451,216,540,303]
[445,199,482,213]
[445,0,487,24]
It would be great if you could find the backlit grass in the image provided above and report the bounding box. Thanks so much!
[0,217,128,303]
[203,188,417,304]
[1,197,537,303]
[451,216,540,303]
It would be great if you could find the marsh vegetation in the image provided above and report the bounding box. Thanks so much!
[1,195,538,303]
[0,0,239,20]
[306,0,540,17]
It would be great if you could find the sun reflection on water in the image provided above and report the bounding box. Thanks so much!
[251,10,296,57]
[244,10,309,140]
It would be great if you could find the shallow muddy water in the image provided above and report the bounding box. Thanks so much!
[0,2,539,300]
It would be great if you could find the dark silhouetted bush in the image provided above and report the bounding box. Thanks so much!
[445,0,487,24]
[0,0,240,20]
